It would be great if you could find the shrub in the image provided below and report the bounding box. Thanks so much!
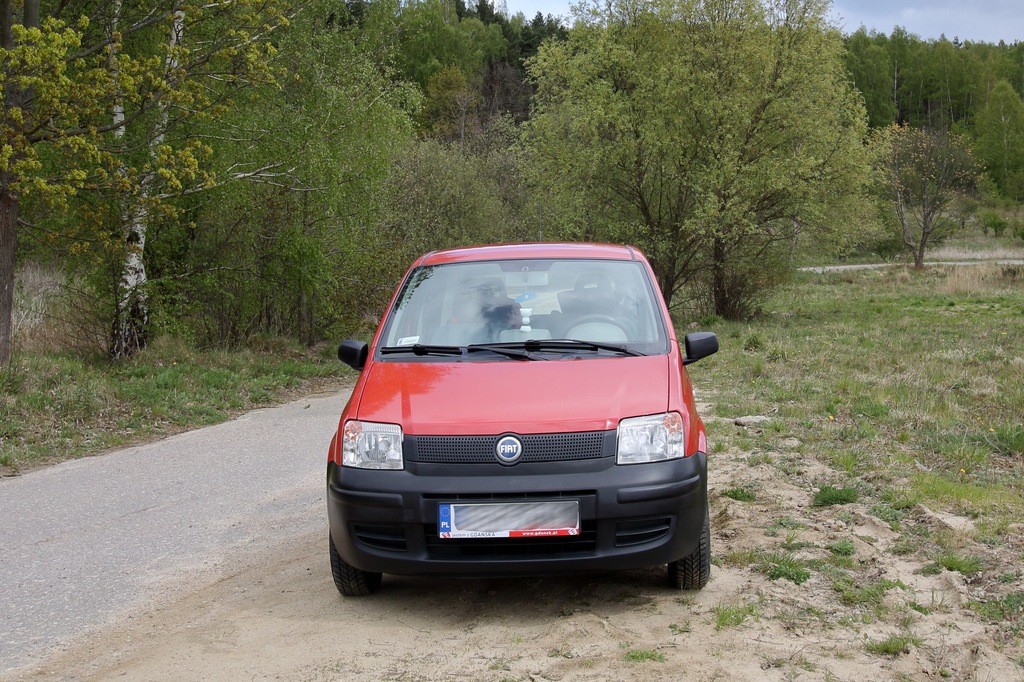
[979,210,1009,237]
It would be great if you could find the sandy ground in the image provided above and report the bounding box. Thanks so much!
[5,404,1023,682]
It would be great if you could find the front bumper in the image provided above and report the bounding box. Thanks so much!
[326,453,708,577]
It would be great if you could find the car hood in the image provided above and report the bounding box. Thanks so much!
[353,355,670,435]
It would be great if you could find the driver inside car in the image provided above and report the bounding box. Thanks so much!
[439,278,519,344]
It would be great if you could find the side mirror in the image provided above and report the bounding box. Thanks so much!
[338,340,369,371]
[683,332,718,365]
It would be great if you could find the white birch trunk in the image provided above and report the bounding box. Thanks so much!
[112,9,184,357]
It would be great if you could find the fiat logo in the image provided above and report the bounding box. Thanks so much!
[496,435,523,464]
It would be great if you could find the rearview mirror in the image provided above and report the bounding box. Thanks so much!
[683,332,718,365]
[338,340,369,371]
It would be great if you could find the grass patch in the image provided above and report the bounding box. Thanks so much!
[719,549,759,567]
[0,337,350,473]
[930,552,984,575]
[813,486,859,506]
[829,538,856,557]
[713,602,759,630]
[764,517,805,537]
[970,592,1024,630]
[763,553,812,584]
[869,503,905,530]
[725,548,813,584]
[834,577,907,606]
[721,486,757,502]
[623,649,665,663]
[865,633,922,656]
[911,473,1019,512]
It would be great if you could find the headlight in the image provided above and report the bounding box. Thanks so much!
[616,412,685,464]
[342,420,404,470]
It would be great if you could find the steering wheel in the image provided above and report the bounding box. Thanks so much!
[565,314,631,336]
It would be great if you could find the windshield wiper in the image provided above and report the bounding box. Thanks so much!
[380,344,464,357]
[466,343,545,361]
[522,338,644,357]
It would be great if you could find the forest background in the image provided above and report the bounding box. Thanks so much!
[2,0,1024,365]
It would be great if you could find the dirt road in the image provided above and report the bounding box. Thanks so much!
[3,395,1022,682]
[799,259,1024,273]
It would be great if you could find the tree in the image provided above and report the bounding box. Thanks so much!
[358,136,533,321]
[0,1,289,362]
[2,0,63,365]
[525,0,870,317]
[874,125,979,269]
[974,80,1024,199]
[423,66,479,146]
[163,0,418,345]
[844,28,897,127]
[395,0,505,89]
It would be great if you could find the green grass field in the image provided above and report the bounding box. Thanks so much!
[690,261,1024,552]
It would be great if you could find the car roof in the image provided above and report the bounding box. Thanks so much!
[415,243,639,266]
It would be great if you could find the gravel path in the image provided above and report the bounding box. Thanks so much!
[799,259,1024,273]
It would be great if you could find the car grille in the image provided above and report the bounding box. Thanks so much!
[410,431,609,464]
[422,491,593,501]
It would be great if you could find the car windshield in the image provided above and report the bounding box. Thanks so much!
[378,258,669,358]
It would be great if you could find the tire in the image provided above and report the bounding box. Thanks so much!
[329,532,382,596]
[668,509,711,590]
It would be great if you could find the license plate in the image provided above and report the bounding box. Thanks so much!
[438,501,580,539]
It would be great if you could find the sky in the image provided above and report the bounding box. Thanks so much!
[499,0,1024,44]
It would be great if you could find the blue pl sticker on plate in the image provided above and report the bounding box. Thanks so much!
[438,504,452,538]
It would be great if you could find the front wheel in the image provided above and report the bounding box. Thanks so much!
[329,532,382,596]
[668,509,710,590]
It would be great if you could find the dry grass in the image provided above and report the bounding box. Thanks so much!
[937,263,1024,294]
[12,262,65,353]
[14,262,131,355]
[927,247,1024,260]
[928,234,1024,261]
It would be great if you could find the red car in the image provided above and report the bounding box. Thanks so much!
[327,243,718,595]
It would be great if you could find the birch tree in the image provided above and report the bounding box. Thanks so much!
[0,1,288,363]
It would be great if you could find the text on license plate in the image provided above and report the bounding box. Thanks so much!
[438,500,580,539]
